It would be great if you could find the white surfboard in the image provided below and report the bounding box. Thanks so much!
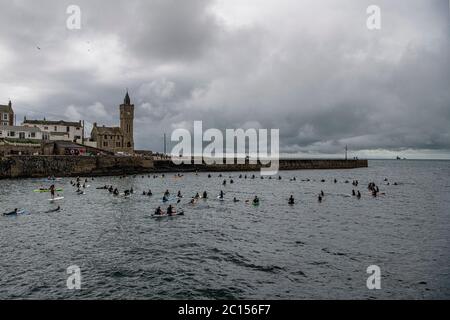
[49,196,65,201]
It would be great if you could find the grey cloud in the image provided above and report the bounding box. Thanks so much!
[0,0,448,158]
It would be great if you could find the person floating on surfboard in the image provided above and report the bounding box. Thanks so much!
[288,195,295,205]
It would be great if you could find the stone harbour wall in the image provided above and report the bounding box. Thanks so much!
[0,155,368,179]
[0,155,154,179]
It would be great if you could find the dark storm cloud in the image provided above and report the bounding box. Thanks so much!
[0,0,448,158]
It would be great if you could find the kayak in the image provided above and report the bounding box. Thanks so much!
[34,188,63,193]
[152,211,184,218]
[45,208,61,213]
[48,197,65,201]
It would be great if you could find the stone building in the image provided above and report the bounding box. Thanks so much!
[90,91,134,154]
[0,101,14,126]
[22,118,83,142]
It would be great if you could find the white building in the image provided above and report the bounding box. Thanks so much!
[22,118,83,141]
[0,125,44,140]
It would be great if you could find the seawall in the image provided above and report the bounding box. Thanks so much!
[0,156,367,179]
[153,159,368,172]
[0,155,154,179]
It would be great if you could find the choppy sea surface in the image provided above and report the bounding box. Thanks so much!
[0,160,449,299]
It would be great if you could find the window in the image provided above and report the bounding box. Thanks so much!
[19,132,25,139]
[66,126,70,132]
[30,132,36,138]
[103,142,108,147]
[116,142,121,147]
[104,135,107,139]
[3,113,8,120]
[44,126,48,130]
[54,126,57,131]
[8,131,15,137]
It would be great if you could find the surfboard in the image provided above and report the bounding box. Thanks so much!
[48,197,64,201]
[34,188,63,193]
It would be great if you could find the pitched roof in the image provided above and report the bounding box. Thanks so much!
[0,125,42,133]
[0,104,13,113]
[124,91,131,105]
[94,126,123,135]
[23,119,81,127]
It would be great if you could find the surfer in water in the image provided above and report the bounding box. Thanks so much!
[233,197,239,202]
[219,190,224,199]
[3,208,18,216]
[50,184,55,199]
[167,205,174,216]
[177,191,182,198]
[154,206,163,216]
[288,195,295,205]
[253,196,260,205]
[202,191,208,199]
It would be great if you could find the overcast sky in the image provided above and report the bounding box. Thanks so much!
[0,0,448,158]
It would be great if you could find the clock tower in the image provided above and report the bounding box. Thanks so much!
[120,90,134,153]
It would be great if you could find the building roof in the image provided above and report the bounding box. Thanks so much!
[23,119,81,127]
[124,90,131,105]
[0,125,42,133]
[0,104,13,113]
[94,126,123,136]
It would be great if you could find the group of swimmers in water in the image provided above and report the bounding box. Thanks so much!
[3,172,397,217]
